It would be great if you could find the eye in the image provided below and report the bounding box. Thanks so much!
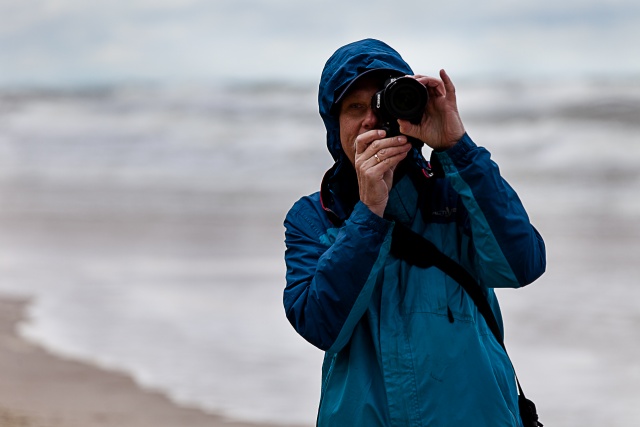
[345,102,367,112]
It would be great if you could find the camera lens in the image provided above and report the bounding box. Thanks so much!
[383,77,427,121]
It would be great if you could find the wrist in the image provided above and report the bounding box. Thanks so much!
[364,202,386,218]
[350,201,392,229]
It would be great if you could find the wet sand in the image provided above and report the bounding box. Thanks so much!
[0,296,298,427]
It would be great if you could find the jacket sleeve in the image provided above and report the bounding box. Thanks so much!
[436,133,546,288]
[283,199,393,352]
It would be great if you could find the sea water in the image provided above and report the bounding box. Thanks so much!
[0,78,639,426]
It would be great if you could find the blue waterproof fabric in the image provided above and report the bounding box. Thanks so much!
[283,39,546,427]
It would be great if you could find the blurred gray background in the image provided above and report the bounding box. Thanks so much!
[0,1,639,426]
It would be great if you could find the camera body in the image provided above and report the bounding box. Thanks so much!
[371,76,428,142]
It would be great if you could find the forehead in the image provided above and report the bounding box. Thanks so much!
[341,75,385,100]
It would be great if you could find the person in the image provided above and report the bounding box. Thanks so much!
[283,38,546,427]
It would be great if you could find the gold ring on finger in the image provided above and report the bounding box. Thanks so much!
[374,153,381,163]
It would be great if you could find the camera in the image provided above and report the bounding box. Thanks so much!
[371,76,428,140]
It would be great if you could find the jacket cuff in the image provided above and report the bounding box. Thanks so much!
[349,201,393,233]
[435,132,477,173]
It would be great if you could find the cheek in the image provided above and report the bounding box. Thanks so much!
[340,133,356,164]
[339,116,362,165]
[338,120,357,165]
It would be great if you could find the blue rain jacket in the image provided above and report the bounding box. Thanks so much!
[283,39,546,427]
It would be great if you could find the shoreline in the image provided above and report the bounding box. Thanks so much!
[0,296,304,427]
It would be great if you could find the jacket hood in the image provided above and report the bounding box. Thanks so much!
[318,39,414,161]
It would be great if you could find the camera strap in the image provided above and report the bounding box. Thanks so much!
[389,221,543,427]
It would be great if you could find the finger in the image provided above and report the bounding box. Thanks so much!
[355,129,386,155]
[413,75,445,97]
[364,135,409,157]
[397,119,423,140]
[362,141,411,170]
[439,69,457,100]
[374,143,411,163]
[372,147,411,170]
[362,152,408,177]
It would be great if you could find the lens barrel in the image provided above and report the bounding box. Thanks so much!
[371,76,428,140]
[381,77,427,121]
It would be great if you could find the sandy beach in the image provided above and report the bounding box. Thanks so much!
[0,296,302,427]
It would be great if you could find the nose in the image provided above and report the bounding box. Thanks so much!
[362,107,378,131]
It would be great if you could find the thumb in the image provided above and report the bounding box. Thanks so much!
[397,119,421,140]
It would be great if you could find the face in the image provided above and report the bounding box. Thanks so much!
[338,77,382,166]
